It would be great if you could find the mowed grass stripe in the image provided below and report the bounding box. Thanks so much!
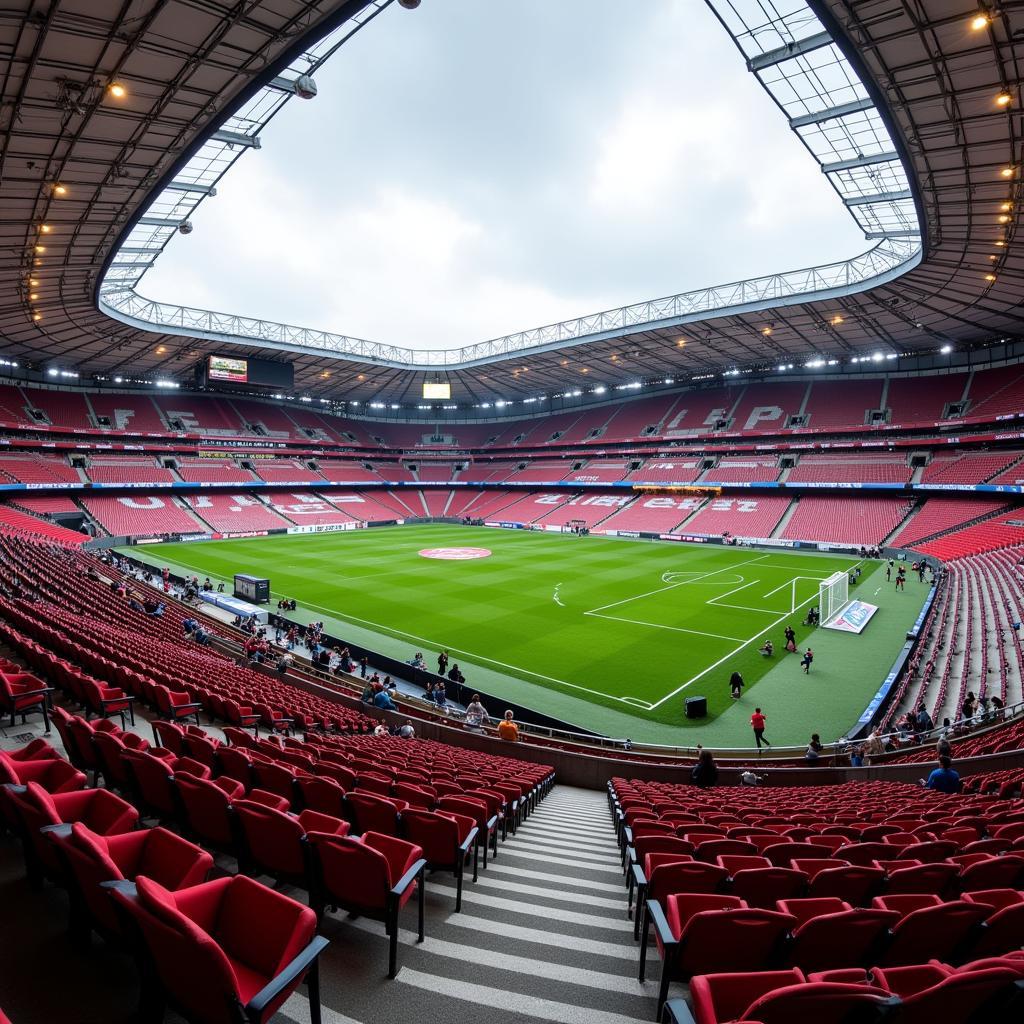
[135,525,880,732]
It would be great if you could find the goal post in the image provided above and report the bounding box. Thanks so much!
[819,570,851,624]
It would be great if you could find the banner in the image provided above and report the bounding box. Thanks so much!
[823,599,878,634]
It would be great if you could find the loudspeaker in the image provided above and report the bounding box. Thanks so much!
[685,696,707,719]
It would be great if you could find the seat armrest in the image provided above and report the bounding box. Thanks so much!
[459,827,479,855]
[647,899,677,948]
[175,702,202,712]
[392,857,427,898]
[486,814,498,831]
[247,935,329,1016]
[40,822,73,838]
[661,998,697,1024]
[631,862,647,888]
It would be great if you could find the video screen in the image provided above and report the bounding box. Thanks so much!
[423,381,451,400]
[208,355,248,383]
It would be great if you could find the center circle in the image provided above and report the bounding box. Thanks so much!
[418,546,492,560]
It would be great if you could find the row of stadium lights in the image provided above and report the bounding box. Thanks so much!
[972,8,1017,289]
[26,81,129,326]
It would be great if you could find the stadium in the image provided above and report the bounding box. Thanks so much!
[1,0,1024,1021]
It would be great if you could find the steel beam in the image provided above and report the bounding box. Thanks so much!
[789,97,874,128]
[822,151,899,173]
[844,190,913,207]
[747,31,832,71]
[166,181,217,195]
[210,130,261,149]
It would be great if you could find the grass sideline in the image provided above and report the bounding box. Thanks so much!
[128,525,927,744]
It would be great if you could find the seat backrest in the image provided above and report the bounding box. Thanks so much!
[401,809,457,865]
[745,982,896,1024]
[122,749,176,814]
[152,720,185,755]
[234,800,306,875]
[650,861,728,900]
[308,834,391,911]
[60,823,125,932]
[884,901,990,967]
[115,878,240,1024]
[901,966,1020,1024]
[808,865,885,906]
[174,772,233,845]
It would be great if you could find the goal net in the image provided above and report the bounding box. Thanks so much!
[819,571,851,624]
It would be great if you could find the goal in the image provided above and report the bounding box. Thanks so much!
[819,571,851,624]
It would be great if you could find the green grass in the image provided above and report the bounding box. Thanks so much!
[127,525,928,745]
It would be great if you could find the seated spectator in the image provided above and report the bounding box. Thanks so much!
[408,652,427,670]
[805,734,823,762]
[182,617,198,635]
[690,749,718,788]
[373,688,397,712]
[360,682,375,704]
[399,720,415,739]
[497,710,519,742]
[915,705,934,732]
[433,681,447,709]
[922,754,961,794]
[373,723,388,737]
[849,744,865,768]
[739,770,763,787]
[759,640,773,657]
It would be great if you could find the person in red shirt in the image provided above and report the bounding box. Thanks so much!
[750,708,770,749]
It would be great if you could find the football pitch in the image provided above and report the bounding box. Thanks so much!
[129,525,928,745]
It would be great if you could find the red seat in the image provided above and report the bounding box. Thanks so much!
[437,794,499,867]
[5,781,138,886]
[107,873,327,1024]
[730,867,807,910]
[308,830,426,977]
[346,790,406,837]
[0,750,85,795]
[806,864,884,906]
[958,855,1024,892]
[401,807,479,910]
[876,898,991,966]
[296,777,347,818]
[0,670,52,731]
[778,898,898,972]
[883,862,959,897]
[154,684,201,726]
[689,969,896,1024]
[51,822,212,939]
[641,892,796,1014]
[870,959,1024,1024]
[962,890,1024,960]
[234,799,348,888]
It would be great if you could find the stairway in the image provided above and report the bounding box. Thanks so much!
[280,786,657,1024]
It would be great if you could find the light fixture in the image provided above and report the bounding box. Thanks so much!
[999,214,1010,223]
[156,345,167,354]
[53,183,67,196]
[580,368,589,374]
[985,273,997,282]
[970,12,991,30]
[108,81,127,99]
[831,315,844,325]
[761,326,772,336]
[32,312,42,322]
[1000,202,1013,212]
[34,245,45,254]
[28,278,39,286]
[39,224,52,234]
[996,91,1012,107]
[940,344,953,354]
[995,240,1006,246]
[1001,166,1015,178]
[989,254,999,261]
[29,292,38,300]
[676,338,686,348]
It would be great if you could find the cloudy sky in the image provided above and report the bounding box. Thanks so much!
[142,0,865,352]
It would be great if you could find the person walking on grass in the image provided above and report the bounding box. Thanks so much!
[751,707,770,749]
[730,670,744,700]
[801,647,814,674]
[784,625,797,653]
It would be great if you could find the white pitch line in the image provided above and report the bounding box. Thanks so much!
[584,612,747,643]
[648,585,822,710]
[584,553,769,615]
[706,579,760,606]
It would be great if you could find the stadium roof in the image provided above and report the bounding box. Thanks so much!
[0,0,1021,408]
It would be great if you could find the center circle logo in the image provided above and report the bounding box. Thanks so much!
[418,547,492,560]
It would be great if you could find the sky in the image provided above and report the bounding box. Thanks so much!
[141,0,867,352]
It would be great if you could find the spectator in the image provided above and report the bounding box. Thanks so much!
[739,770,763,787]
[464,694,488,731]
[784,625,797,653]
[437,650,449,675]
[373,723,388,737]
[497,711,519,742]
[805,734,823,762]
[800,648,814,674]
[690,749,718,788]
[850,744,865,768]
[936,733,952,758]
[962,692,977,722]
[276,652,294,675]
[915,705,934,732]
[433,680,447,709]
[360,681,375,704]
[409,652,426,671]
[922,754,961,794]
[359,655,368,679]
[373,688,397,712]
[399,720,416,739]
[750,708,770,749]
